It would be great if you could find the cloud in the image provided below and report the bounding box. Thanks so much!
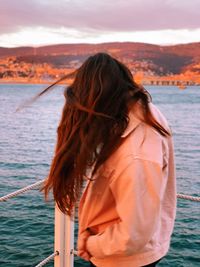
[0,0,200,35]
[1,27,200,48]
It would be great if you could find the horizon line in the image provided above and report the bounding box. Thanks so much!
[1,40,200,49]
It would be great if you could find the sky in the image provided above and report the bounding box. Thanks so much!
[0,0,200,47]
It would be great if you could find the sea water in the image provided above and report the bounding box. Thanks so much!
[0,84,199,267]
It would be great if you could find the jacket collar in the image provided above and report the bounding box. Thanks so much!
[121,102,143,138]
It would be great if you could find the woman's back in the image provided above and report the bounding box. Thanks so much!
[78,102,176,267]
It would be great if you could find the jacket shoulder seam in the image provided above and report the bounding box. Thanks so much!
[109,155,162,184]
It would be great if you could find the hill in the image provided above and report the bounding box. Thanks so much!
[0,42,200,83]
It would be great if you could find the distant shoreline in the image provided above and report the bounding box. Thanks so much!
[0,79,199,87]
[0,79,69,86]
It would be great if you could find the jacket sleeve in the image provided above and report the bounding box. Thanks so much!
[86,158,163,259]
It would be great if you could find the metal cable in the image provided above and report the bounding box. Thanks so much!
[0,180,200,267]
[0,179,200,202]
[35,251,59,267]
[177,193,200,202]
[0,180,45,202]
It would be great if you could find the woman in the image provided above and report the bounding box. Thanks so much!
[40,53,176,267]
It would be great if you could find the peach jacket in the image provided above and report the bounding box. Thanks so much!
[78,103,177,267]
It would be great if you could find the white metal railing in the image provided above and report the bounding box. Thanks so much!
[54,205,75,267]
[0,179,200,267]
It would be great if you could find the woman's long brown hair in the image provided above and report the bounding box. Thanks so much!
[32,53,170,216]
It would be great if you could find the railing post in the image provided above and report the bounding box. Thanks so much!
[54,204,74,267]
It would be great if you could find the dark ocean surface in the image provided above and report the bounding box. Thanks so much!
[0,84,200,267]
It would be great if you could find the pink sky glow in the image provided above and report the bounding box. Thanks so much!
[0,0,200,47]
